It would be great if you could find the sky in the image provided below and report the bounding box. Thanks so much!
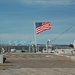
[0,0,75,45]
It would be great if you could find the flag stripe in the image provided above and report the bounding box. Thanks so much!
[35,22,51,34]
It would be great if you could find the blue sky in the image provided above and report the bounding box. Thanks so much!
[0,0,75,45]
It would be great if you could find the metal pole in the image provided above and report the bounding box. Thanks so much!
[34,22,37,52]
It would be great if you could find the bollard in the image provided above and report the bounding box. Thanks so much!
[0,54,3,64]
[3,57,6,63]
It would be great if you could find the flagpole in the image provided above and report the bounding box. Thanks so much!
[34,22,37,52]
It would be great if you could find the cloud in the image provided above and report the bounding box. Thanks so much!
[19,0,75,5]
[50,17,75,24]
[36,33,75,44]
[1,33,75,40]
[0,33,75,44]
[0,34,34,41]
[36,33,75,40]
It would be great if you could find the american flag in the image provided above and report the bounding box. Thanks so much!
[35,22,51,34]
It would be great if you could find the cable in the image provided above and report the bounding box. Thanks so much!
[51,25,75,43]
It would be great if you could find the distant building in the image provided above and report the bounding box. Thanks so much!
[73,41,75,48]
